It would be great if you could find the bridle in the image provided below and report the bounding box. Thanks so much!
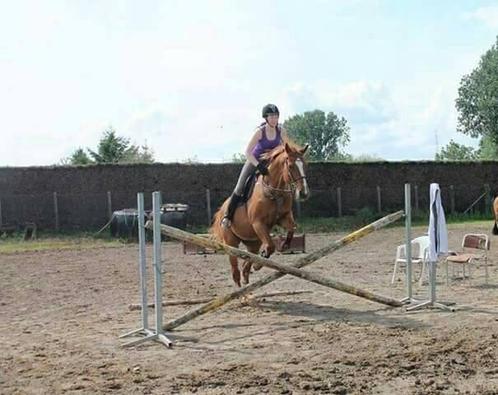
[260,155,307,197]
[286,157,307,188]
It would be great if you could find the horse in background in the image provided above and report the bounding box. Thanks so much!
[493,196,498,235]
[210,143,310,287]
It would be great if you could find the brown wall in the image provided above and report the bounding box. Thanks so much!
[0,161,497,230]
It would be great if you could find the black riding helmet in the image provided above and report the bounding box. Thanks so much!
[262,104,280,118]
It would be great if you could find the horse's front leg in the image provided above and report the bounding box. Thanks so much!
[229,255,241,287]
[241,241,262,284]
[251,221,275,269]
[278,213,297,251]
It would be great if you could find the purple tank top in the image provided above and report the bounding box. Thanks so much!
[251,123,282,160]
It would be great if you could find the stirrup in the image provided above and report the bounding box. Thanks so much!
[221,216,232,229]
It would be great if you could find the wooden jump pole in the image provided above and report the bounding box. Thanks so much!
[145,210,403,331]
[150,223,403,308]
[128,290,313,310]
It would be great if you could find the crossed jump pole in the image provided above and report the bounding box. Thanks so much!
[122,191,404,347]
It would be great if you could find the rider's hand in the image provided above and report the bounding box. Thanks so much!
[256,162,269,176]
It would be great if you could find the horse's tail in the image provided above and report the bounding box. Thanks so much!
[209,199,229,242]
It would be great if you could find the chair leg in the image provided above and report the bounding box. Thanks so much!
[391,261,398,284]
[419,261,427,286]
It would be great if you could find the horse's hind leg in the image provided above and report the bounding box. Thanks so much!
[223,230,242,286]
[242,241,262,284]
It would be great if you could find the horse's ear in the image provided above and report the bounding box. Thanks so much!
[285,142,292,154]
[300,144,309,155]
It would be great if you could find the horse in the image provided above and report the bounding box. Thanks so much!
[493,196,498,235]
[210,142,310,287]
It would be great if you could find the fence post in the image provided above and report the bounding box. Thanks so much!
[0,197,3,228]
[414,185,419,215]
[449,185,455,215]
[337,187,342,217]
[484,184,491,214]
[206,188,212,226]
[53,192,59,231]
[295,200,301,218]
[376,186,382,213]
[107,191,113,220]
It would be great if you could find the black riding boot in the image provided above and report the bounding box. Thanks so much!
[221,193,242,228]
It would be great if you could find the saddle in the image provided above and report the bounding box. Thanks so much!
[241,172,258,203]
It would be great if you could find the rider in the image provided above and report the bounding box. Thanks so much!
[221,103,290,228]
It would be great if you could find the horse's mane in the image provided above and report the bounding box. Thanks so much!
[260,140,303,163]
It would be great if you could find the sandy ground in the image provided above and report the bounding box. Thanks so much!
[1,223,498,394]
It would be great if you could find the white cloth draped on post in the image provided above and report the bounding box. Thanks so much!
[407,183,455,311]
[428,183,448,262]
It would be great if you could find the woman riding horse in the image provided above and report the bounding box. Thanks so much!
[221,104,291,228]
[212,104,309,286]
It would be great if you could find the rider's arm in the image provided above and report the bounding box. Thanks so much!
[245,128,262,166]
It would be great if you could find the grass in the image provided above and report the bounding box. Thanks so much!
[0,210,493,253]
[296,209,494,234]
[0,230,125,254]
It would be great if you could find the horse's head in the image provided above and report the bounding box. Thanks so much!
[283,143,310,201]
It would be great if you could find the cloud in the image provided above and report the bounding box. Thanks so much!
[278,78,475,160]
[282,81,395,125]
[120,103,256,163]
[465,5,498,29]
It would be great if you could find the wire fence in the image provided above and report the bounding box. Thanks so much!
[0,183,494,232]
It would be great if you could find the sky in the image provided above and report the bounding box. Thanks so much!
[1,0,497,166]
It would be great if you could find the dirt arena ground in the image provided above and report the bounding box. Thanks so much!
[1,223,498,394]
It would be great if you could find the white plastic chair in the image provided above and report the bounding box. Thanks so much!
[391,235,430,284]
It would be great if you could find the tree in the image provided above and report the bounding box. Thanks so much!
[62,126,155,165]
[477,134,498,160]
[435,140,478,161]
[88,127,132,163]
[456,36,498,146]
[87,126,154,164]
[121,144,155,164]
[347,153,385,162]
[231,153,246,163]
[62,147,93,165]
[283,110,350,161]
[182,155,200,164]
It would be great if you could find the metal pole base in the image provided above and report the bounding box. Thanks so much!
[120,328,173,348]
[399,296,425,305]
[406,300,455,312]
[406,260,456,312]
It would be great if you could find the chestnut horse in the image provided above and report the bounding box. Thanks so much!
[210,143,310,286]
[493,196,498,235]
